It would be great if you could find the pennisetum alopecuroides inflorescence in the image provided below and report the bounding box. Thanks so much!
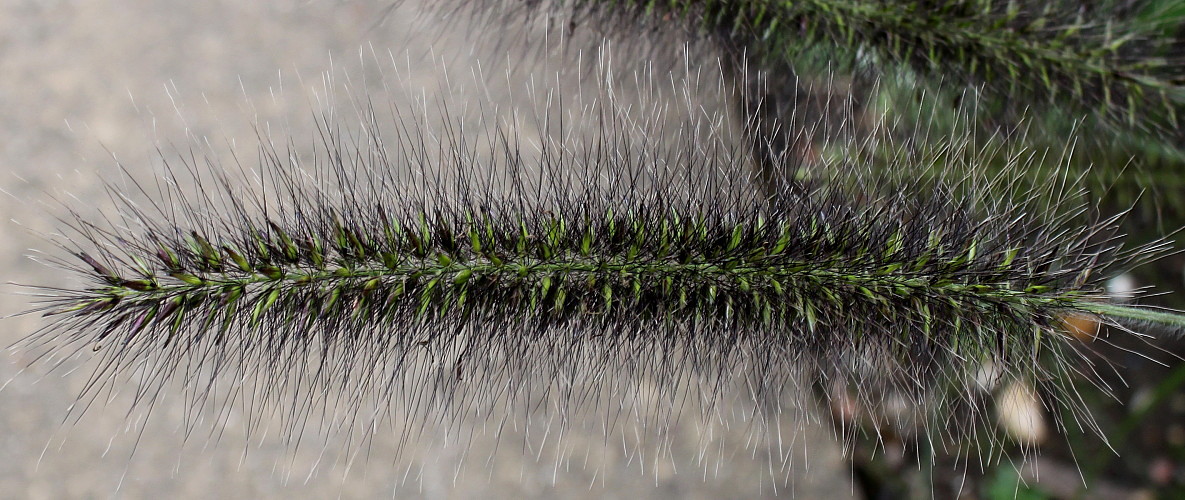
[12,0,1185,494]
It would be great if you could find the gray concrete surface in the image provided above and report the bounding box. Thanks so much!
[0,1,856,498]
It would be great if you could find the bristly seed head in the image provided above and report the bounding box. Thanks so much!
[15,46,1185,481]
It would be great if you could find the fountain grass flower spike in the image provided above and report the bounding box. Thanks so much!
[18,78,1185,470]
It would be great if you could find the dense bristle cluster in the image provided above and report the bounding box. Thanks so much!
[45,179,1118,385]
[15,3,1185,489]
[18,73,1176,472]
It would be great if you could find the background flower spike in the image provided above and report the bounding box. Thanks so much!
[433,0,1185,136]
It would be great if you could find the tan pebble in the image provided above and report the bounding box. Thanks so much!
[996,380,1048,445]
[1059,312,1100,342]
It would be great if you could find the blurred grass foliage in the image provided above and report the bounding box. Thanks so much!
[735,0,1185,219]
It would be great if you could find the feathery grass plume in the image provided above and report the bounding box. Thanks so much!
[16,47,1185,487]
